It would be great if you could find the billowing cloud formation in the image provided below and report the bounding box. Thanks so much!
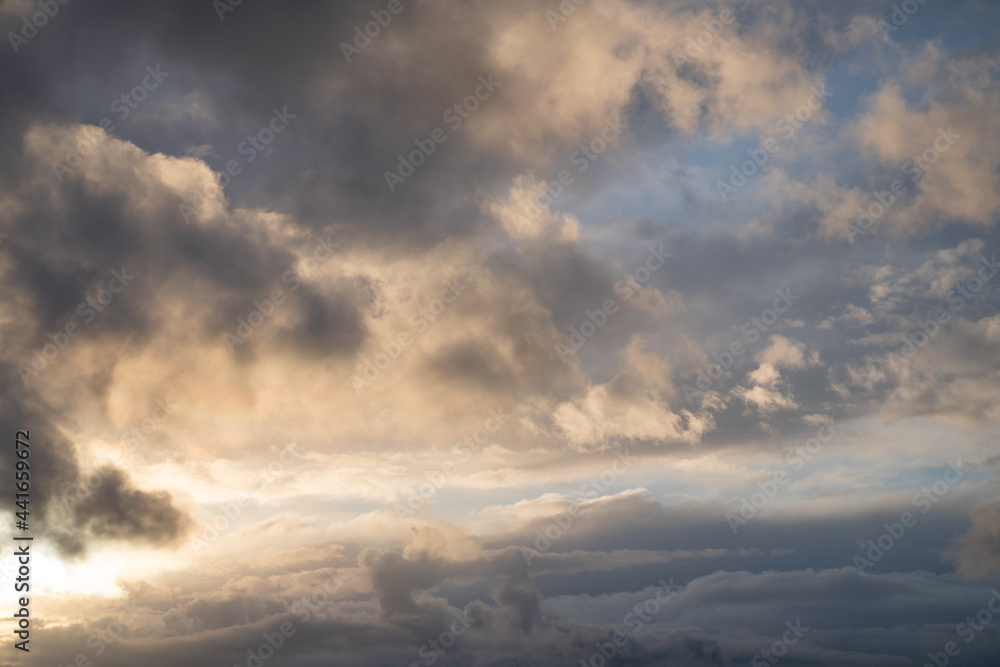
[1,0,1000,665]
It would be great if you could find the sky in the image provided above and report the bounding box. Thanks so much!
[1,0,1000,665]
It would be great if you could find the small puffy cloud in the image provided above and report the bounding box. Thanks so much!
[735,336,821,416]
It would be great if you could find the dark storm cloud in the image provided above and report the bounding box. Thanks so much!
[0,0,530,245]
[272,284,368,358]
[0,140,372,378]
[0,361,82,544]
[72,466,190,545]
[0,361,190,556]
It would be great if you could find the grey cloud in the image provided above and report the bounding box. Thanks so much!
[73,466,191,546]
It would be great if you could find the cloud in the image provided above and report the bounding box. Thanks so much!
[734,336,821,416]
[2,0,1000,665]
[70,466,191,546]
[552,340,715,450]
[949,503,1000,578]
[851,49,1000,233]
